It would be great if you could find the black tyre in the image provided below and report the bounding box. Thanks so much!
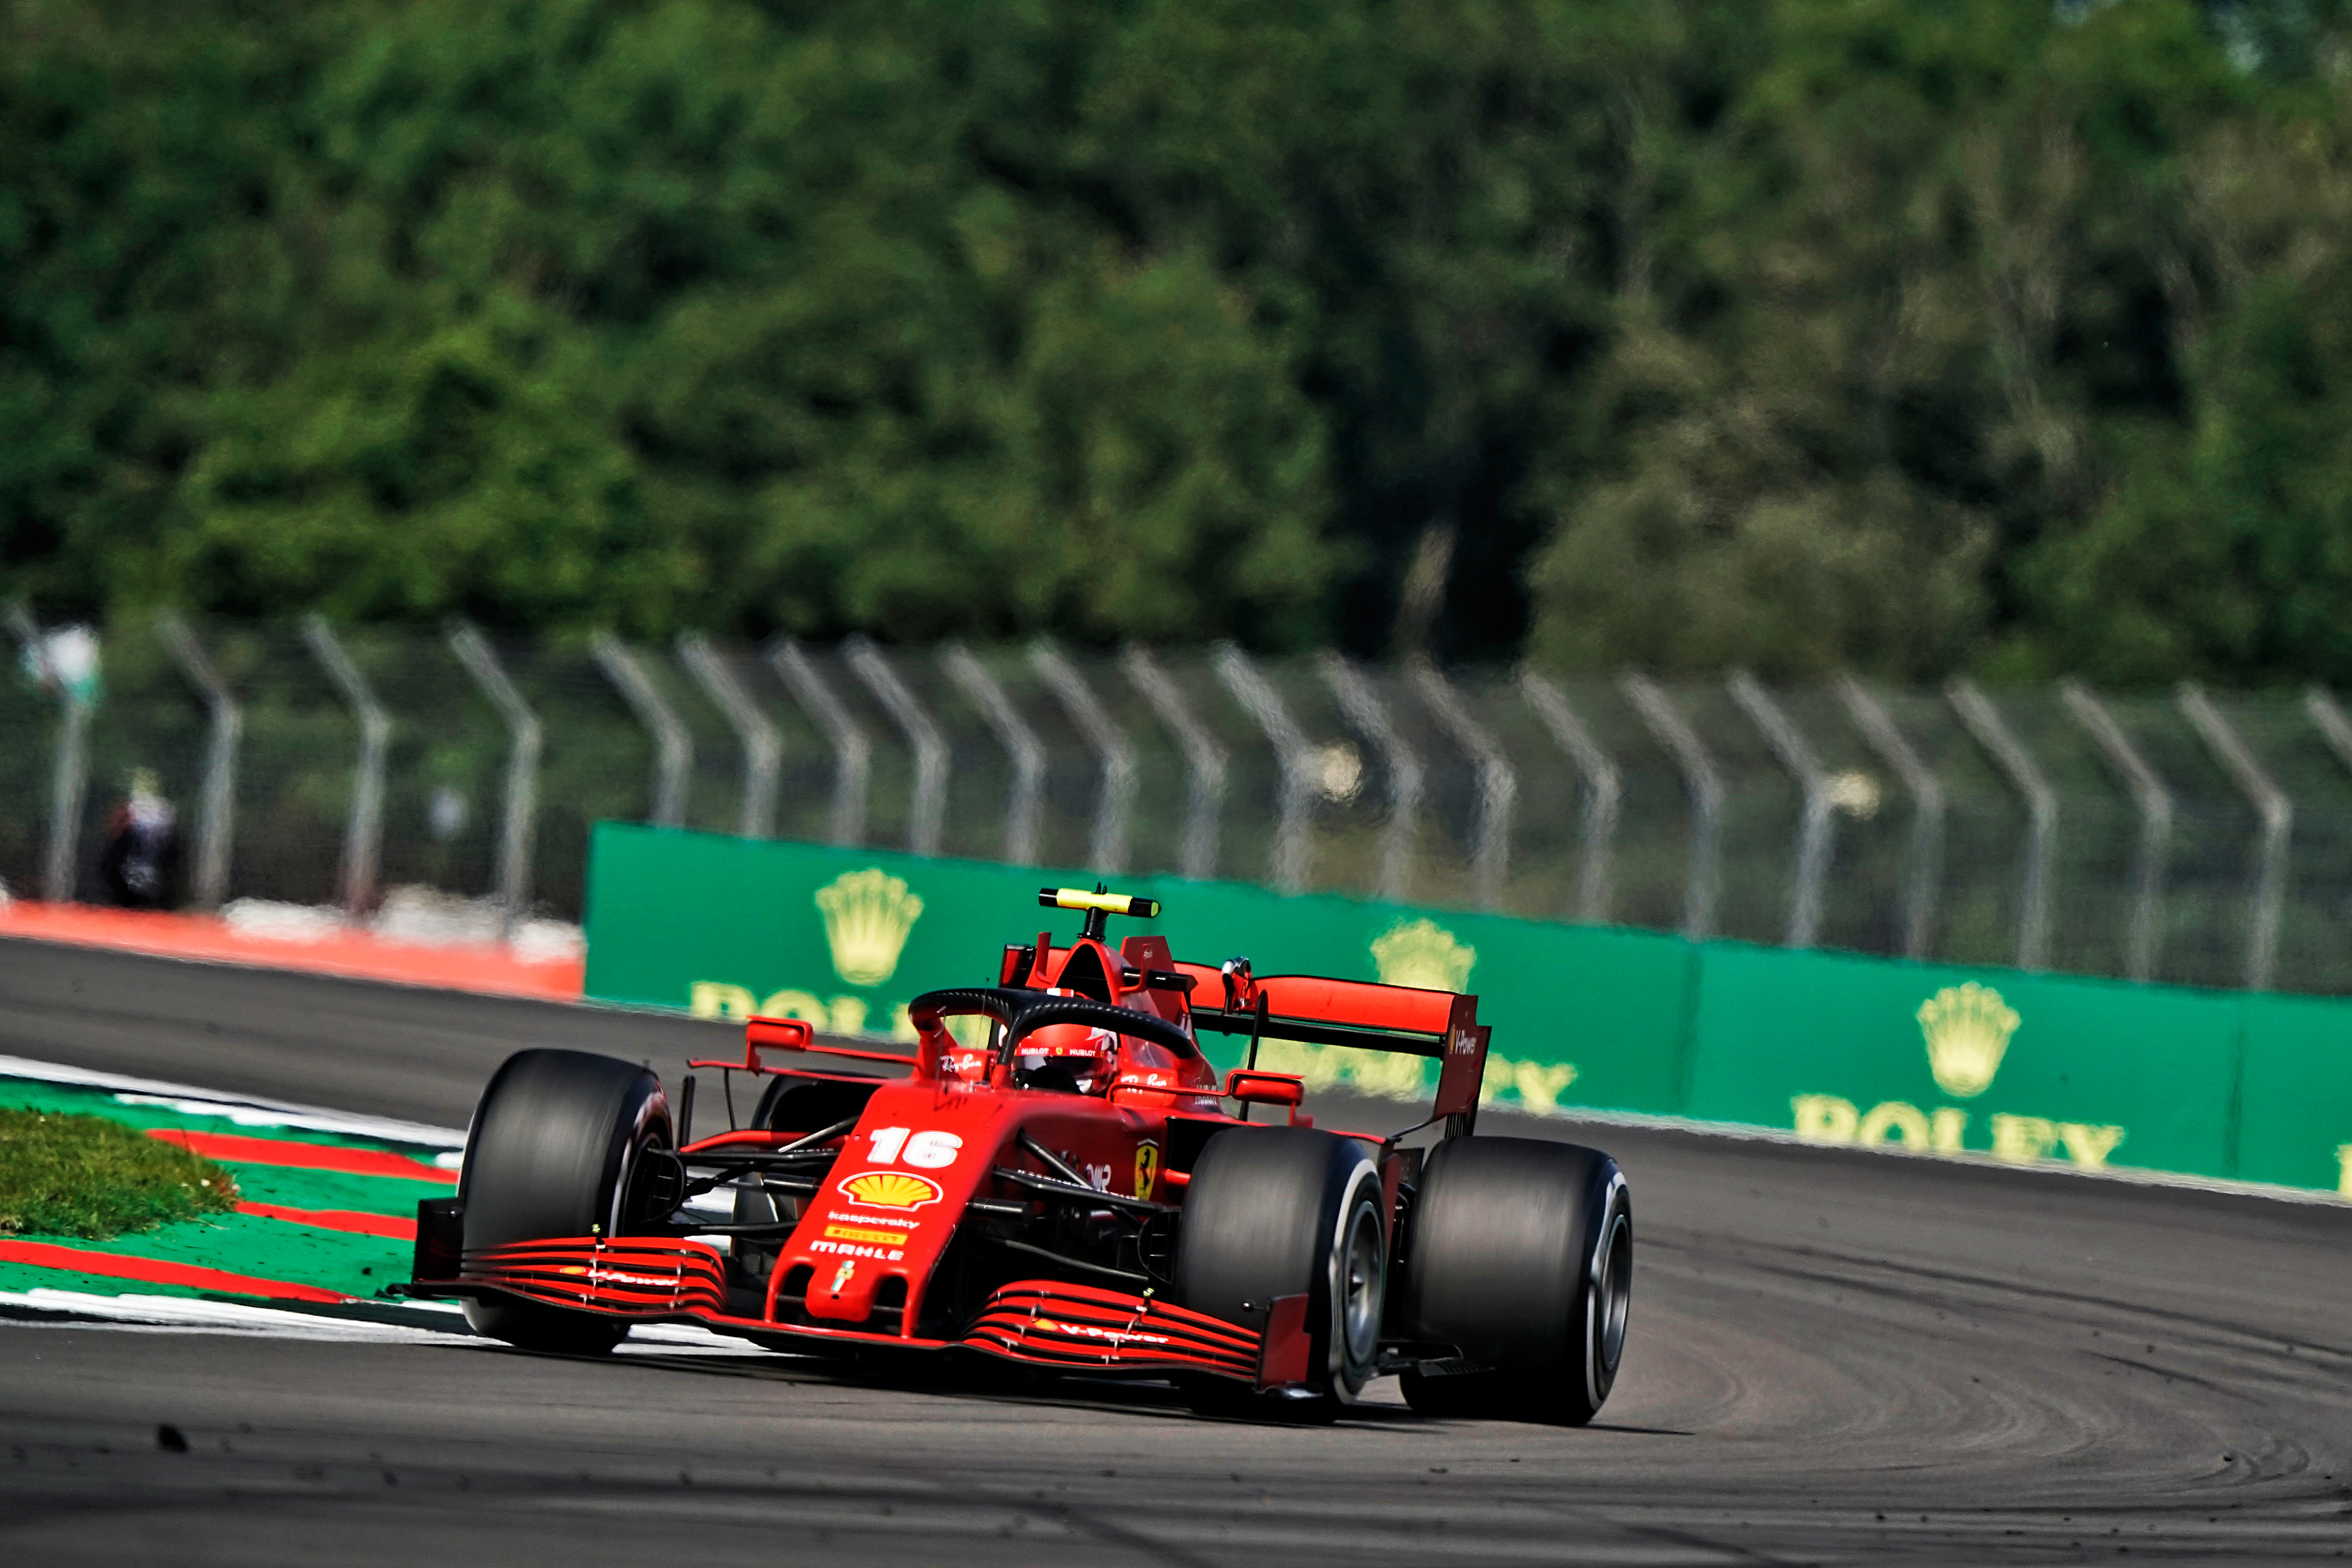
[1172,1126,1385,1415]
[458,1049,673,1354]
[1396,1136,1631,1425]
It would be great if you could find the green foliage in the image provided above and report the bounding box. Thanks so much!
[4,0,2350,676]
[2004,100,2352,683]
[0,1107,238,1238]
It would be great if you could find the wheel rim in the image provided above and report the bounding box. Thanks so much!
[1338,1197,1385,1371]
[605,1088,673,1236]
[1593,1207,1632,1375]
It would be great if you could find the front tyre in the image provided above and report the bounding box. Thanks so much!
[1172,1127,1385,1416]
[458,1048,672,1354]
[1396,1137,1631,1425]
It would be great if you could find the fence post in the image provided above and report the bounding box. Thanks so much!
[942,644,1045,866]
[767,639,869,848]
[1837,677,1943,961]
[302,617,390,916]
[154,613,241,912]
[1948,679,2054,971]
[677,635,779,840]
[1517,670,1619,924]
[1319,654,1421,902]
[593,633,691,830]
[448,624,540,933]
[2303,686,2352,772]
[1214,645,1315,894]
[844,636,947,857]
[2059,679,2172,982]
[1621,674,1722,941]
[1034,644,1136,877]
[7,608,93,903]
[1414,662,1516,912]
[1123,646,1226,881]
[2180,683,2290,992]
[1726,672,1833,948]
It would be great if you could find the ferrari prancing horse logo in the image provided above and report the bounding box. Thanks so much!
[1133,1142,1160,1199]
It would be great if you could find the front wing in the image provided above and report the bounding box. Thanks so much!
[421,1236,1301,1388]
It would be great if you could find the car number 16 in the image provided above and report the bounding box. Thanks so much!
[864,1127,962,1169]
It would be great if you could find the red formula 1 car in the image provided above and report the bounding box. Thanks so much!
[406,887,1633,1422]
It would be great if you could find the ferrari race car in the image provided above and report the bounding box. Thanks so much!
[405,887,1633,1421]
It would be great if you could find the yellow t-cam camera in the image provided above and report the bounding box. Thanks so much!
[1040,887,1162,920]
[1040,887,1161,942]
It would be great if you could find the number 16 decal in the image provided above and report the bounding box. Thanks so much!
[864,1127,962,1169]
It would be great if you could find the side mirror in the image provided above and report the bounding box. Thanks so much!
[1225,1069,1305,1119]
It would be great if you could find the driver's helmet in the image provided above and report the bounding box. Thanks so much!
[1013,1020,1120,1094]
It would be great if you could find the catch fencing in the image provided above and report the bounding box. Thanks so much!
[8,612,2352,997]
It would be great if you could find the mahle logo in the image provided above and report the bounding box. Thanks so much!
[1917,982,2019,1098]
[815,868,924,987]
[1370,918,1475,993]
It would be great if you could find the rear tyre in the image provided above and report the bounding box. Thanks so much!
[1172,1127,1385,1417]
[458,1049,673,1354]
[1396,1137,1631,1425]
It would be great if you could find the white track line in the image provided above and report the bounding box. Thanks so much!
[0,1290,477,1343]
[0,1289,769,1353]
[0,1052,466,1149]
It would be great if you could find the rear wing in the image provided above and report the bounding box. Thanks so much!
[1180,965,1490,1132]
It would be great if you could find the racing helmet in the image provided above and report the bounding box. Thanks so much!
[1012,1020,1120,1094]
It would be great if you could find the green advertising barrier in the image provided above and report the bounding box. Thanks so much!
[1685,944,2244,1180]
[2236,993,2352,1196]
[1147,879,1695,1116]
[584,823,2352,1196]
[582,824,1694,1119]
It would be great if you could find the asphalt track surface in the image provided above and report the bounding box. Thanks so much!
[3,937,2351,1564]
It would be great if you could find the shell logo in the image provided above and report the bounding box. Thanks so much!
[840,1170,944,1210]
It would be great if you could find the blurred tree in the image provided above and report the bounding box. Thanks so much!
[2,0,1336,645]
[2008,80,2352,682]
[4,0,2350,681]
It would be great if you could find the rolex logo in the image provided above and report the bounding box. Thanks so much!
[1917,982,2019,1099]
[1370,918,1476,993]
[814,868,924,988]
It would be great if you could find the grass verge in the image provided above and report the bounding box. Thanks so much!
[0,1108,238,1239]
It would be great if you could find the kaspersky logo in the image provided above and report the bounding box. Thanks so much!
[815,868,925,987]
[1792,982,2125,1171]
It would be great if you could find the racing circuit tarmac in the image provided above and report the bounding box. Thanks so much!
[3,937,2350,1564]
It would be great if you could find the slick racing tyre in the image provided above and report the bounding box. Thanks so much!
[1396,1137,1631,1425]
[1172,1127,1385,1417]
[458,1049,673,1354]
